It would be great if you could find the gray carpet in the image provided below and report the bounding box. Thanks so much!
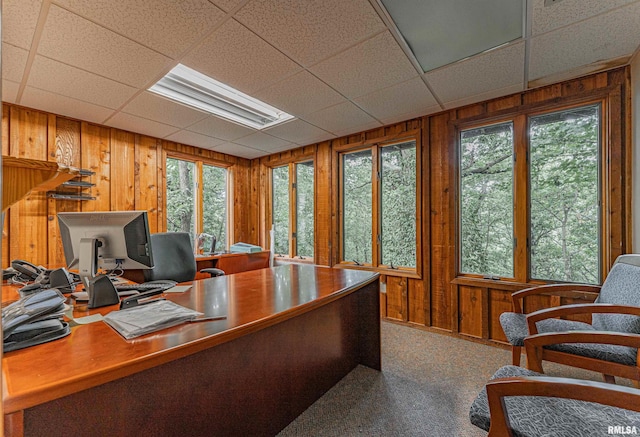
[278,320,618,436]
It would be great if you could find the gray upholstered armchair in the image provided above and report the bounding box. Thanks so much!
[144,232,225,283]
[470,365,640,436]
[499,254,640,384]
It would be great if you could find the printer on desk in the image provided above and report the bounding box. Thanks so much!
[230,242,262,253]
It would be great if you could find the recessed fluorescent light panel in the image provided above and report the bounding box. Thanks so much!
[149,64,294,129]
[380,0,524,73]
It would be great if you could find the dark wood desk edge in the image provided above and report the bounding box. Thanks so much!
[3,270,380,414]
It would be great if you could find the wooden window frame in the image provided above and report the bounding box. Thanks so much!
[334,130,422,278]
[266,156,315,262]
[163,151,232,249]
[455,96,611,285]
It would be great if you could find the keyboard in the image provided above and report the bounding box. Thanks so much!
[114,281,177,292]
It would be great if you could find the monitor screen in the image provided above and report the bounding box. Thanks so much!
[57,211,154,274]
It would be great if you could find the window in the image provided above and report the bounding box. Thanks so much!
[459,122,514,277]
[271,161,314,259]
[340,138,418,271]
[166,156,229,250]
[458,103,601,284]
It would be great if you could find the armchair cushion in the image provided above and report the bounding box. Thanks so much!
[499,312,593,346]
[593,262,640,334]
[470,365,640,436]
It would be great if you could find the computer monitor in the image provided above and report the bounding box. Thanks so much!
[57,211,154,308]
[58,211,154,276]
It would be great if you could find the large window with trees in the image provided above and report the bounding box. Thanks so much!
[458,103,601,284]
[271,161,314,259]
[340,138,418,272]
[166,156,229,250]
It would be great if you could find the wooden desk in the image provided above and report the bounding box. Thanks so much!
[195,250,270,277]
[122,250,271,282]
[2,265,380,436]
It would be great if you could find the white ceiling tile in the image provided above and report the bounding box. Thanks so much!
[21,86,114,124]
[233,131,292,151]
[234,0,385,66]
[165,130,226,150]
[264,119,335,145]
[54,0,226,58]
[3,80,21,104]
[310,32,418,99]
[2,43,29,83]
[302,101,381,135]
[38,5,171,88]
[332,120,383,138]
[380,107,436,126]
[441,83,524,110]
[188,115,256,141]
[3,0,42,49]
[353,77,439,122]
[28,55,138,109]
[212,142,267,159]
[529,3,640,81]
[182,19,301,94]
[105,112,180,138]
[209,0,245,13]
[426,42,525,105]
[254,71,346,116]
[532,0,638,35]
[121,91,210,128]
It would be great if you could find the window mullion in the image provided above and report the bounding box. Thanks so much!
[289,163,297,258]
[195,160,204,235]
[372,145,380,267]
[513,115,529,283]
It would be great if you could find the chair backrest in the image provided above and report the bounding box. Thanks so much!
[592,255,640,333]
[143,232,197,283]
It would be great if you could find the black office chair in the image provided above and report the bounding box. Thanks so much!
[143,232,225,283]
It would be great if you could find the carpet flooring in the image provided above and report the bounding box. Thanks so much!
[277,320,620,436]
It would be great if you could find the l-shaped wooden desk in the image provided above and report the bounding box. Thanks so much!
[2,264,380,436]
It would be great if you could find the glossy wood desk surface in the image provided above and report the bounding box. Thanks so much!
[2,264,378,413]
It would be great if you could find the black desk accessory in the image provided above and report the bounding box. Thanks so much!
[119,288,165,310]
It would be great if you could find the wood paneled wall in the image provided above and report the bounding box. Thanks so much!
[2,67,632,348]
[252,67,632,346]
[2,105,252,268]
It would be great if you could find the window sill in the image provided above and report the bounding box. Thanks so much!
[333,263,421,280]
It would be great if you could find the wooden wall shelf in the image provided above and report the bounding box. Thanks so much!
[2,155,79,210]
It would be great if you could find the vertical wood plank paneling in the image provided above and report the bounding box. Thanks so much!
[489,289,511,342]
[81,122,111,212]
[9,106,49,265]
[429,113,453,330]
[136,136,159,232]
[385,275,406,321]
[2,105,10,265]
[315,141,332,266]
[48,117,81,266]
[407,278,425,325]
[250,160,261,247]
[458,285,484,338]
[233,161,251,244]
[111,129,135,211]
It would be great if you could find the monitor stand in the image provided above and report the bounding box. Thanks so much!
[78,237,119,309]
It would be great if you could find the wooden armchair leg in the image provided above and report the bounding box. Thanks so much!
[512,346,522,366]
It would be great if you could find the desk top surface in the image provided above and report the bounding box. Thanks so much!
[2,264,378,413]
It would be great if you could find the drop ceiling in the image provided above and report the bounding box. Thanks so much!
[3,0,640,159]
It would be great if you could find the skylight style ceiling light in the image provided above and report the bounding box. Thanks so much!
[149,64,294,129]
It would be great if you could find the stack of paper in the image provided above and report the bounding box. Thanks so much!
[103,300,203,339]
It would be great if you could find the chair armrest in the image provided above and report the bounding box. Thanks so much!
[524,329,640,350]
[485,375,640,436]
[509,284,600,313]
[200,268,225,277]
[526,303,640,334]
